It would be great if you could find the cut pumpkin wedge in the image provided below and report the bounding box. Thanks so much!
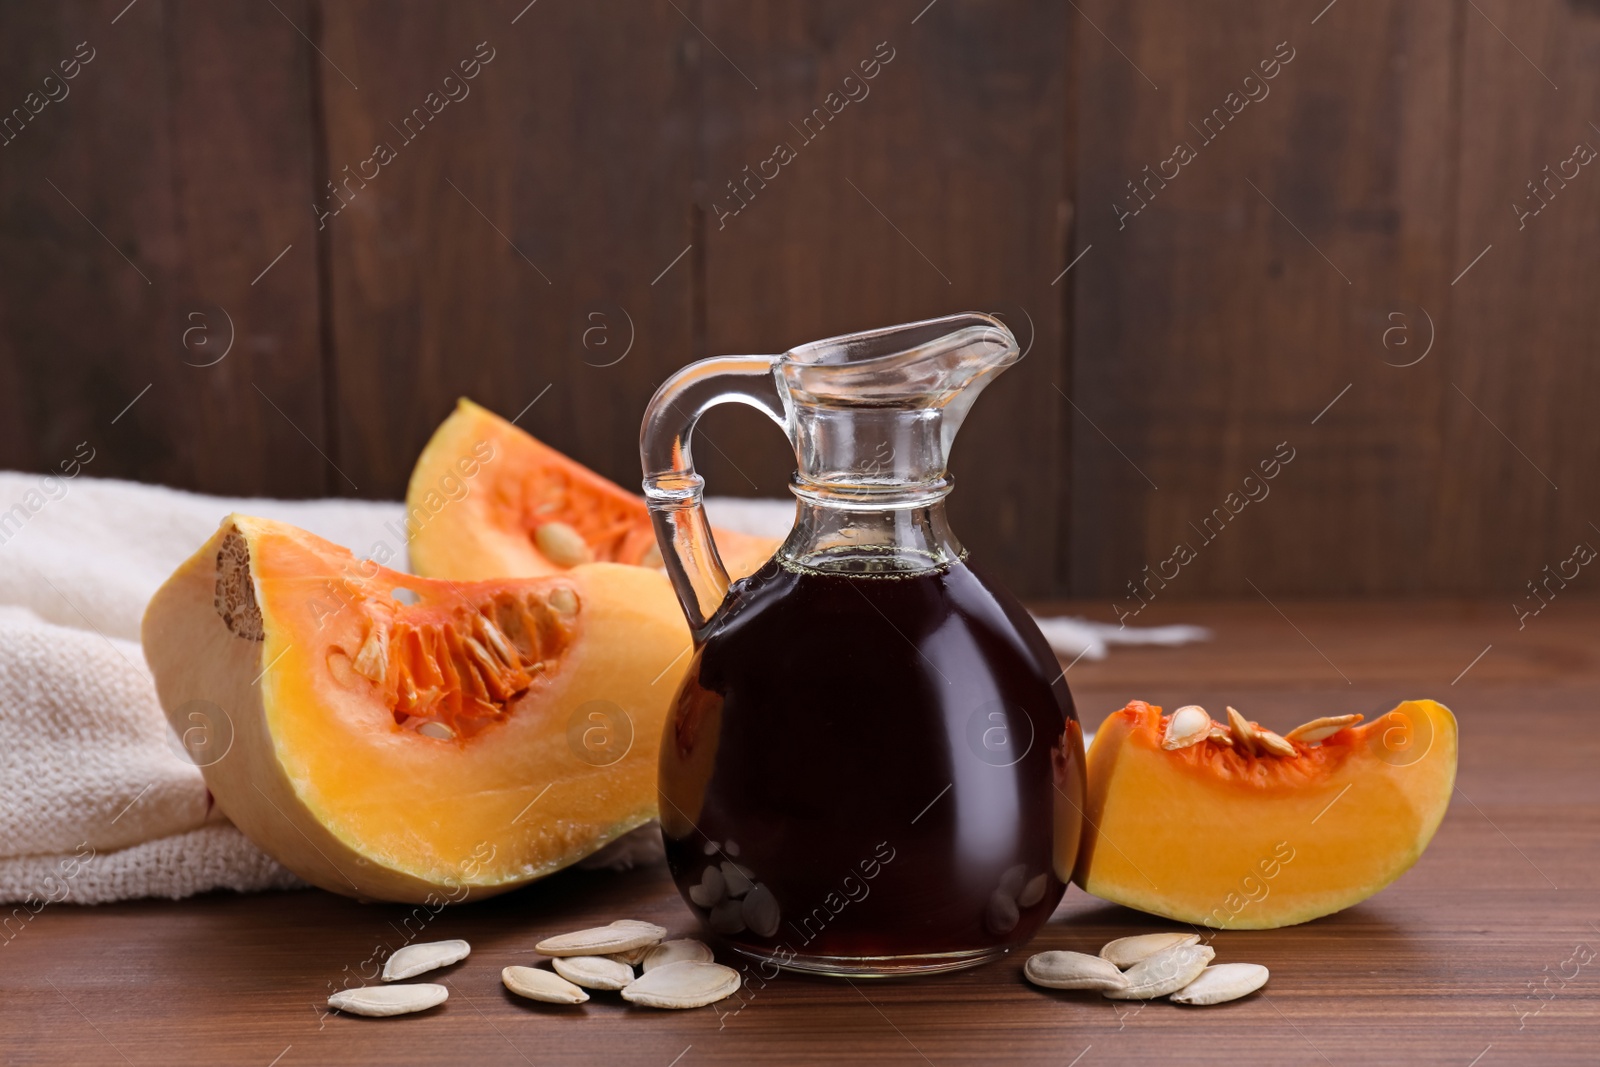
[1074,699,1457,929]
[141,515,692,903]
[407,398,779,582]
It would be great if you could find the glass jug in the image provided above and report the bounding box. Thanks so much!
[640,313,1085,977]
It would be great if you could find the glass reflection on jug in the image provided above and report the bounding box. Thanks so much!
[641,314,1086,976]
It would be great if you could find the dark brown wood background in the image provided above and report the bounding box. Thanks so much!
[2,0,1595,600]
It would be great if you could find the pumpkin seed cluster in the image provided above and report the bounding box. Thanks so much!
[326,922,740,1018]
[1025,932,1269,1006]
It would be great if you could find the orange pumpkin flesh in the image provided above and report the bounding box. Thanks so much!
[142,515,692,903]
[1074,699,1457,929]
[407,398,779,582]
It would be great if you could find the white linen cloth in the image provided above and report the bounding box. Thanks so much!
[0,473,1201,904]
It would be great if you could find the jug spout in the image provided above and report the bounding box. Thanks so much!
[781,312,1021,508]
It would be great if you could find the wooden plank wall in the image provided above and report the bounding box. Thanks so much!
[1071,0,1464,601]
[0,0,1594,600]
[0,0,326,498]
[1070,0,1600,602]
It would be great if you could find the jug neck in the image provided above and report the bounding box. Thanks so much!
[789,404,954,510]
[778,496,964,575]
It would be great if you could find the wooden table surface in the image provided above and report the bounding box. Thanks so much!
[5,599,1597,1066]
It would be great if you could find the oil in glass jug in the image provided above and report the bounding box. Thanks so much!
[640,313,1086,976]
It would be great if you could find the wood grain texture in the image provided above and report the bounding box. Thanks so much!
[0,2,1597,599]
[4,600,1596,1065]
[0,0,328,497]
[1436,0,1600,590]
[694,0,1069,596]
[1067,0,1474,601]
[318,0,699,502]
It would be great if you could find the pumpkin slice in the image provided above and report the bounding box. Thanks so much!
[1074,699,1456,929]
[141,515,693,904]
[407,398,780,582]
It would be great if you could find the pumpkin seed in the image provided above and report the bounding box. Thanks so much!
[708,898,746,934]
[535,919,667,956]
[606,945,651,967]
[720,860,754,898]
[552,955,636,991]
[1226,706,1260,755]
[998,863,1028,899]
[1285,713,1363,744]
[642,939,715,972]
[463,635,507,684]
[1170,962,1269,1005]
[502,965,589,1004]
[740,885,781,938]
[416,721,456,741]
[328,983,448,1017]
[1162,706,1211,750]
[1099,932,1200,968]
[1103,943,1215,1000]
[986,888,1020,935]
[472,612,518,666]
[1024,951,1130,992]
[382,938,470,980]
[352,624,389,682]
[536,522,592,567]
[1207,723,1234,746]
[1256,727,1299,758]
[547,586,578,615]
[688,864,726,908]
[1018,872,1049,908]
[620,960,742,1009]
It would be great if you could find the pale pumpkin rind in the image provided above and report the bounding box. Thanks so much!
[407,397,779,583]
[141,514,693,904]
[1073,699,1457,929]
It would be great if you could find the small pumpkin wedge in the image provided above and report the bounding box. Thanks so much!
[141,515,692,903]
[406,398,779,582]
[1074,699,1457,929]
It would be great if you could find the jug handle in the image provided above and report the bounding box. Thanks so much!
[640,355,787,633]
